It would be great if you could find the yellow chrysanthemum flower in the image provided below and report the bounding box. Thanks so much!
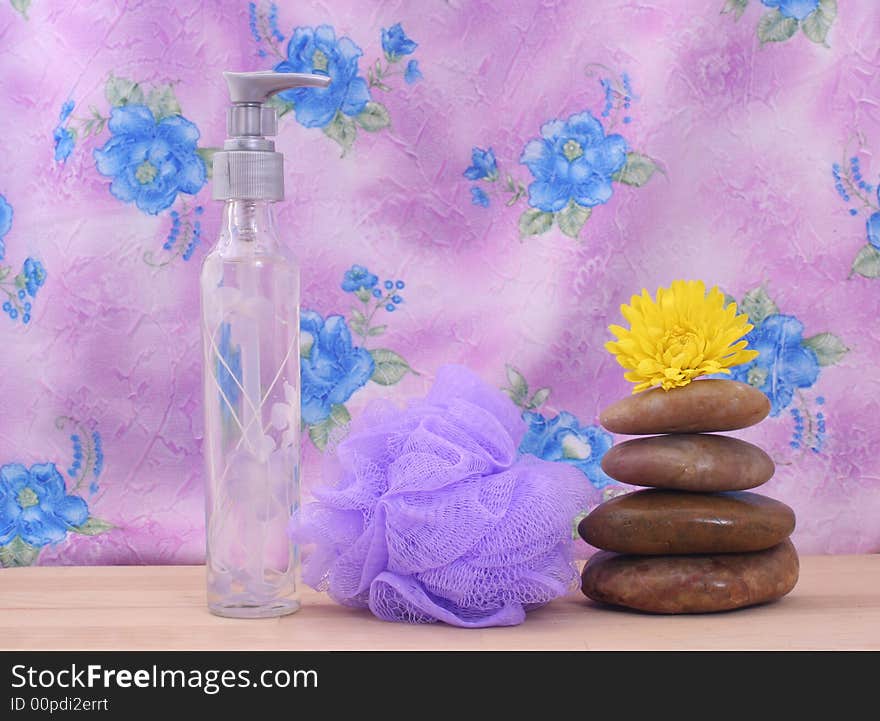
[605,280,759,394]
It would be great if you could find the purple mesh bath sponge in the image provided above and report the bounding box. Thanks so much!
[293,364,589,627]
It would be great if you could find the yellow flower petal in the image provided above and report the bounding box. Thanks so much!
[606,280,758,393]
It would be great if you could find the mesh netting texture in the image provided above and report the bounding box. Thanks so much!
[291,364,589,628]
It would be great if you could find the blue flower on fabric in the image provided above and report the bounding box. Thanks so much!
[381,23,418,61]
[23,258,46,297]
[53,100,75,162]
[867,211,880,251]
[470,186,490,207]
[464,147,498,181]
[341,264,378,292]
[267,2,284,42]
[519,411,615,489]
[59,100,74,123]
[520,111,627,212]
[93,105,206,215]
[301,311,374,425]
[216,322,242,418]
[0,193,12,261]
[761,0,819,21]
[274,25,370,129]
[729,314,820,416]
[54,127,74,162]
[0,463,88,547]
[404,59,423,85]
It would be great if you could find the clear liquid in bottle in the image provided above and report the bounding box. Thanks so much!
[201,200,301,618]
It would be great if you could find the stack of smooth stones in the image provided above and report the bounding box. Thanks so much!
[579,379,799,613]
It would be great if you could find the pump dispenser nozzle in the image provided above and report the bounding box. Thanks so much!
[213,71,330,202]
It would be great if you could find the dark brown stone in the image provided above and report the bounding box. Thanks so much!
[600,379,771,435]
[581,539,799,613]
[579,489,795,554]
[601,434,775,492]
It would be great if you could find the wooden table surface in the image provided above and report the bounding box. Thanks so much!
[1,556,878,650]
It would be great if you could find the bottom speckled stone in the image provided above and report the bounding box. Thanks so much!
[581,539,799,614]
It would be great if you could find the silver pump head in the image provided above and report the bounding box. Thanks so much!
[212,71,331,202]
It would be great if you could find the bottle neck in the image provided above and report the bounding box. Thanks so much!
[219,200,279,253]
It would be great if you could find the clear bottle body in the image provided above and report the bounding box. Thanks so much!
[201,200,301,618]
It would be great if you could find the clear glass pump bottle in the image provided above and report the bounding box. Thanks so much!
[201,71,329,618]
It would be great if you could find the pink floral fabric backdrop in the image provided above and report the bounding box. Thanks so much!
[0,0,877,567]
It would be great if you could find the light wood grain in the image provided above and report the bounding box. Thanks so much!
[1,556,878,650]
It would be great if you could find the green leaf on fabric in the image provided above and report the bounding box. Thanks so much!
[79,107,108,138]
[501,388,519,404]
[10,0,30,20]
[803,332,849,366]
[196,148,218,179]
[802,0,836,45]
[851,244,880,278]
[323,112,357,156]
[505,364,528,401]
[518,208,554,238]
[506,180,528,206]
[71,517,115,536]
[556,201,592,238]
[354,287,373,303]
[105,74,145,107]
[351,309,367,325]
[146,84,181,120]
[301,331,315,358]
[330,404,350,424]
[0,537,40,567]
[367,325,387,337]
[721,0,749,20]
[612,152,657,187]
[370,348,413,385]
[527,387,551,410]
[355,102,391,132]
[307,404,351,451]
[740,286,778,324]
[757,10,798,43]
[350,314,367,336]
[350,321,366,337]
[267,95,295,118]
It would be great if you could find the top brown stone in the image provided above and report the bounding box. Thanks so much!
[600,379,770,435]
